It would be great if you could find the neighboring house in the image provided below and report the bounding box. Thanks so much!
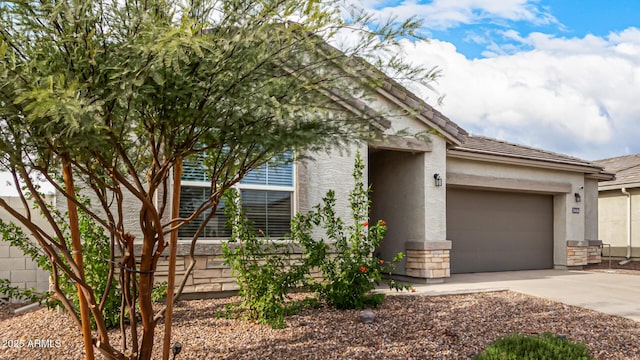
[2,76,614,296]
[595,155,640,260]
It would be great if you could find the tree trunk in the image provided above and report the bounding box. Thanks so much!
[163,158,182,360]
[137,205,160,360]
[62,158,95,360]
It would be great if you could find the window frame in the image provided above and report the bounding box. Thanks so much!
[176,157,296,241]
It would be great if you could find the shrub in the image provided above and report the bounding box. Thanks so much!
[0,278,48,303]
[151,281,169,303]
[302,150,410,309]
[221,150,410,327]
[0,203,121,329]
[474,333,593,360]
[222,189,325,328]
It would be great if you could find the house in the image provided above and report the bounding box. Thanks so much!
[595,155,640,260]
[1,74,614,296]
[147,76,613,293]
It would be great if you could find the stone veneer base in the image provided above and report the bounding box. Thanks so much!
[405,240,452,280]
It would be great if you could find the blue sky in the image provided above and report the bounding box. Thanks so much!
[361,0,640,160]
[424,0,640,59]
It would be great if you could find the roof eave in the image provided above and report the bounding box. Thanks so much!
[448,148,606,174]
[375,86,465,146]
[599,182,640,191]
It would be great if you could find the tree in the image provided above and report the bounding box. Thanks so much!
[0,0,437,359]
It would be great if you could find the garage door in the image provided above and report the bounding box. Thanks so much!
[447,188,554,273]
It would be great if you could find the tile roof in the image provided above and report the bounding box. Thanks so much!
[378,77,468,144]
[595,155,640,187]
[450,135,605,170]
[346,55,468,144]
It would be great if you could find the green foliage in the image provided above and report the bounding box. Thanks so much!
[222,151,410,328]
[151,281,169,303]
[0,210,121,329]
[0,278,49,304]
[1,0,438,356]
[222,189,325,328]
[47,210,121,329]
[302,151,411,309]
[474,333,593,360]
[0,220,49,270]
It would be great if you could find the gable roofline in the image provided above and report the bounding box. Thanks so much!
[285,25,467,145]
[333,53,467,145]
[374,75,467,145]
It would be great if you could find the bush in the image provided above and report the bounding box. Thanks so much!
[222,189,325,328]
[302,150,410,309]
[221,150,410,327]
[0,203,121,329]
[0,278,48,303]
[474,333,593,360]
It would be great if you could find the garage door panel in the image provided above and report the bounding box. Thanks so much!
[447,188,553,273]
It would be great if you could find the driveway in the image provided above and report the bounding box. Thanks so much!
[389,269,640,322]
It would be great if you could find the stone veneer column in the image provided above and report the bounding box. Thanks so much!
[587,240,603,264]
[566,240,588,267]
[405,241,451,283]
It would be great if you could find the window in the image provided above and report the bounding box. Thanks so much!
[178,153,294,239]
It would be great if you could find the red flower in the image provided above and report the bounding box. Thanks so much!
[359,266,367,273]
[380,220,387,226]
[379,259,384,265]
[363,221,369,227]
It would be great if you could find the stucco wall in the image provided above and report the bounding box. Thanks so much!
[298,143,366,237]
[424,135,448,242]
[369,150,425,274]
[55,185,145,242]
[0,196,52,293]
[584,178,599,241]
[599,188,640,258]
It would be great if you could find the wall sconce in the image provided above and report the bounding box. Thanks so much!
[433,173,443,187]
[574,193,581,203]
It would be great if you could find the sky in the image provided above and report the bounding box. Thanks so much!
[1,1,638,196]
[361,0,640,161]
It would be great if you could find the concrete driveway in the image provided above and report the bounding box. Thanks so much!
[391,269,640,322]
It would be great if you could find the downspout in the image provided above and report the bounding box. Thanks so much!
[621,187,632,264]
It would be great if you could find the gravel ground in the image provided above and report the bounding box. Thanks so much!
[2,290,640,360]
[584,259,640,275]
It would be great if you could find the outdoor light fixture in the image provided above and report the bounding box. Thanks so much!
[574,193,581,203]
[433,173,443,187]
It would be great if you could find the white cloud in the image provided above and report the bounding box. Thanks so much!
[362,0,558,31]
[401,27,640,160]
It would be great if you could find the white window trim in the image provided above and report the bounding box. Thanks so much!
[174,160,297,241]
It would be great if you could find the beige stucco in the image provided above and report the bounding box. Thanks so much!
[298,143,367,231]
[598,188,640,258]
[369,150,425,274]
[584,178,599,241]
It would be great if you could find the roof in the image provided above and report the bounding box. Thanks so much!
[449,135,611,176]
[377,76,468,144]
[338,55,468,145]
[595,155,640,188]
